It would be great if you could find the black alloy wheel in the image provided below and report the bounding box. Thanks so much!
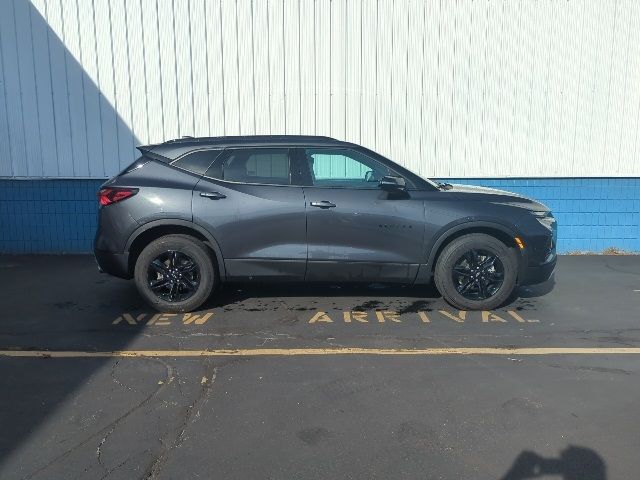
[451,248,505,301]
[147,250,201,302]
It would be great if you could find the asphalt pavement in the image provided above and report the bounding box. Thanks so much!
[1,254,639,479]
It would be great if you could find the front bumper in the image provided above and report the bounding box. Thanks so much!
[516,209,557,285]
[94,249,131,279]
[519,254,556,285]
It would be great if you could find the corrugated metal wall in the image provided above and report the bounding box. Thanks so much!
[1,0,639,179]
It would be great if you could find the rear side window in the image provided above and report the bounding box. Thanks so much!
[206,148,291,185]
[172,149,221,175]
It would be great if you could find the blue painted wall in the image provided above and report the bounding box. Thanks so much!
[0,178,638,253]
[0,180,101,253]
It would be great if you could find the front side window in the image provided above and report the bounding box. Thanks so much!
[303,148,392,188]
[206,148,291,185]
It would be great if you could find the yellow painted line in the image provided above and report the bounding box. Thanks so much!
[2,347,640,358]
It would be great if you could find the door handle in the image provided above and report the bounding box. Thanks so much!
[310,201,336,209]
[200,191,226,200]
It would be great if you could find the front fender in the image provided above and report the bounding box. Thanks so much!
[415,220,527,284]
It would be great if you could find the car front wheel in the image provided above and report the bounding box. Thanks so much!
[434,233,518,311]
[134,234,215,313]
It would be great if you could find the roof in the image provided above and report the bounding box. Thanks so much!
[139,135,355,160]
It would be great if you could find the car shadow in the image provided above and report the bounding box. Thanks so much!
[517,276,557,299]
[202,281,440,309]
[197,276,554,313]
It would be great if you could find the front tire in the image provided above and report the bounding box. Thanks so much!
[434,233,518,311]
[134,234,215,313]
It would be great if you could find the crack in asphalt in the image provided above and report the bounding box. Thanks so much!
[96,358,173,479]
[22,357,172,480]
[144,361,219,480]
[109,360,133,392]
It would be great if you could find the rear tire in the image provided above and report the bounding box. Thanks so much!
[434,233,517,311]
[134,234,215,313]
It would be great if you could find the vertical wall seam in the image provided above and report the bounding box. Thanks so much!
[124,0,135,153]
[633,11,640,171]
[107,0,121,163]
[0,10,14,177]
[373,0,378,149]
[219,0,226,135]
[358,0,362,143]
[312,0,316,134]
[615,3,633,173]
[140,0,151,144]
[418,0,426,170]
[570,1,587,171]
[12,0,29,176]
[202,0,211,135]
[524,2,537,167]
[43,0,60,176]
[171,0,180,137]
[155,0,165,139]
[251,0,257,134]
[600,0,619,171]
[328,0,331,136]
[389,0,394,151]
[464,2,472,168]
[187,0,195,135]
[344,0,347,139]
[89,0,105,177]
[297,0,301,133]
[281,0,286,133]
[235,0,241,134]
[509,1,523,170]
[75,0,90,175]
[403,0,409,161]
[60,0,76,176]
[28,2,43,177]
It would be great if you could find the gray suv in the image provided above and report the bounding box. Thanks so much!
[94,136,556,312]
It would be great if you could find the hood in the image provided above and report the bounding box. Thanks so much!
[445,183,549,212]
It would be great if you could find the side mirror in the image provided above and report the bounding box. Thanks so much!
[378,175,406,191]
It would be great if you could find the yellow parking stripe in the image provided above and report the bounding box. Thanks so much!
[2,347,640,357]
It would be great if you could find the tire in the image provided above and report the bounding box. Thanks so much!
[434,233,518,311]
[134,234,216,313]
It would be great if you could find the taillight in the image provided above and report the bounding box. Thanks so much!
[97,187,139,206]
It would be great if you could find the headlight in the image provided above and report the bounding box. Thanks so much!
[531,210,555,229]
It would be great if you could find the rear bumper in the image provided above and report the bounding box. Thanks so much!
[94,249,131,279]
[519,254,556,286]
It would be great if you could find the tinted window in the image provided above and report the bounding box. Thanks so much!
[172,149,221,175]
[303,148,391,188]
[208,148,291,185]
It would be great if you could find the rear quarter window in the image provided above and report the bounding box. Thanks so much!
[172,149,222,175]
[120,155,152,175]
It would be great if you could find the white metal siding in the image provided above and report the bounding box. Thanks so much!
[0,0,639,178]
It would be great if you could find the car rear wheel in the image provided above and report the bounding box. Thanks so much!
[434,233,518,311]
[134,234,215,313]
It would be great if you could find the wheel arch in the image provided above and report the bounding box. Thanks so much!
[427,221,524,274]
[125,219,226,280]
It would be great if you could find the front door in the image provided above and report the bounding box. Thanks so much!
[298,147,426,282]
[193,147,307,280]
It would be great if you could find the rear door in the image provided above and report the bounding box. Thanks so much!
[297,147,426,282]
[193,147,307,280]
